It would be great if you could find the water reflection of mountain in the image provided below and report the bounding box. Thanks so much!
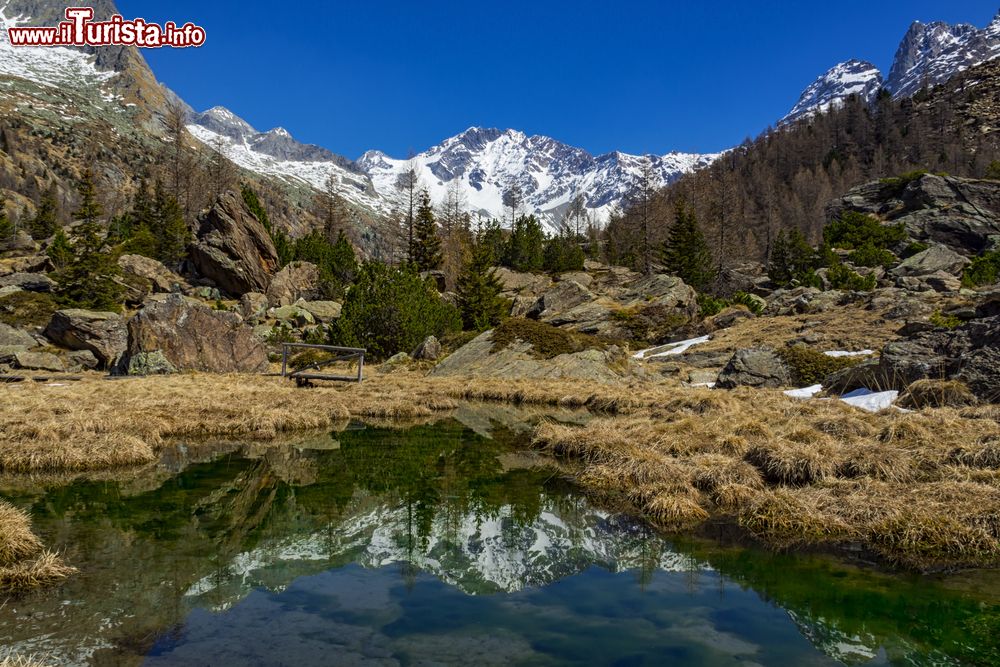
[0,419,997,666]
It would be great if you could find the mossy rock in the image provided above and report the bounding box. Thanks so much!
[0,290,58,328]
[776,345,864,386]
[490,318,615,360]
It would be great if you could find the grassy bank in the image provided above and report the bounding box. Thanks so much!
[0,500,74,594]
[2,369,999,571]
[531,387,1000,571]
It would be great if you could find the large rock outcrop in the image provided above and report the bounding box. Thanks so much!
[826,314,1000,401]
[431,328,629,382]
[44,309,128,370]
[0,272,56,293]
[716,348,792,389]
[524,273,699,340]
[189,192,279,296]
[118,254,189,293]
[124,294,269,374]
[265,261,320,307]
[0,323,36,348]
[827,174,1000,255]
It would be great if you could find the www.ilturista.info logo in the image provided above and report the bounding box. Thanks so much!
[7,7,206,48]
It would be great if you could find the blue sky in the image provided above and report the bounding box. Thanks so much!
[124,1,1000,159]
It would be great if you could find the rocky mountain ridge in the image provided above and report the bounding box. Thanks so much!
[781,10,1000,124]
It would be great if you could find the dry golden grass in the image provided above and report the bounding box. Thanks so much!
[898,379,978,410]
[0,501,41,564]
[0,500,75,593]
[3,366,1000,570]
[0,655,52,667]
[0,371,474,473]
[697,303,897,356]
[529,381,1000,571]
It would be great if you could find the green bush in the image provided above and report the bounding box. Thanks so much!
[698,291,764,318]
[847,241,896,268]
[266,323,296,345]
[731,291,765,316]
[929,310,963,329]
[697,293,728,317]
[878,170,929,198]
[823,211,906,250]
[961,250,1000,288]
[329,262,460,361]
[776,345,864,386]
[827,263,877,291]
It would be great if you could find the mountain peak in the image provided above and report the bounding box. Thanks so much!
[192,106,257,140]
[886,14,996,98]
[781,59,883,125]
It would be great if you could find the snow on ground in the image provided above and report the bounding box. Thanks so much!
[839,388,900,413]
[186,123,386,213]
[784,384,824,399]
[823,350,875,358]
[0,6,116,90]
[633,335,710,360]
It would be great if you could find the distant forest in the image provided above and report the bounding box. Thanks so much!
[604,59,1000,272]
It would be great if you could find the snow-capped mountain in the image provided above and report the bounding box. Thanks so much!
[886,13,1000,98]
[780,60,883,125]
[357,127,719,228]
[186,107,382,212]
[186,113,720,232]
[783,10,1000,123]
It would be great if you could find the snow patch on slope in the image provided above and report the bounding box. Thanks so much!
[0,5,116,90]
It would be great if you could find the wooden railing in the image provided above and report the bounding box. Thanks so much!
[280,343,365,383]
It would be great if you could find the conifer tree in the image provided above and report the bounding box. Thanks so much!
[46,228,74,271]
[29,185,60,240]
[503,215,544,271]
[457,241,510,332]
[660,200,716,290]
[56,171,125,311]
[74,168,103,226]
[0,195,12,246]
[153,181,189,266]
[410,190,442,271]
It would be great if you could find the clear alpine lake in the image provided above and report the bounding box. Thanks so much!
[2,417,998,666]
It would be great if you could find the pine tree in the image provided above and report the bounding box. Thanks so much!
[767,230,792,285]
[410,190,442,271]
[0,195,13,246]
[457,241,509,332]
[55,171,125,311]
[74,168,103,225]
[661,200,716,290]
[29,185,60,240]
[153,180,189,266]
[503,215,544,271]
[46,228,74,270]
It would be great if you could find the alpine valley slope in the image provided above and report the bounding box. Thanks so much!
[781,9,1000,125]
